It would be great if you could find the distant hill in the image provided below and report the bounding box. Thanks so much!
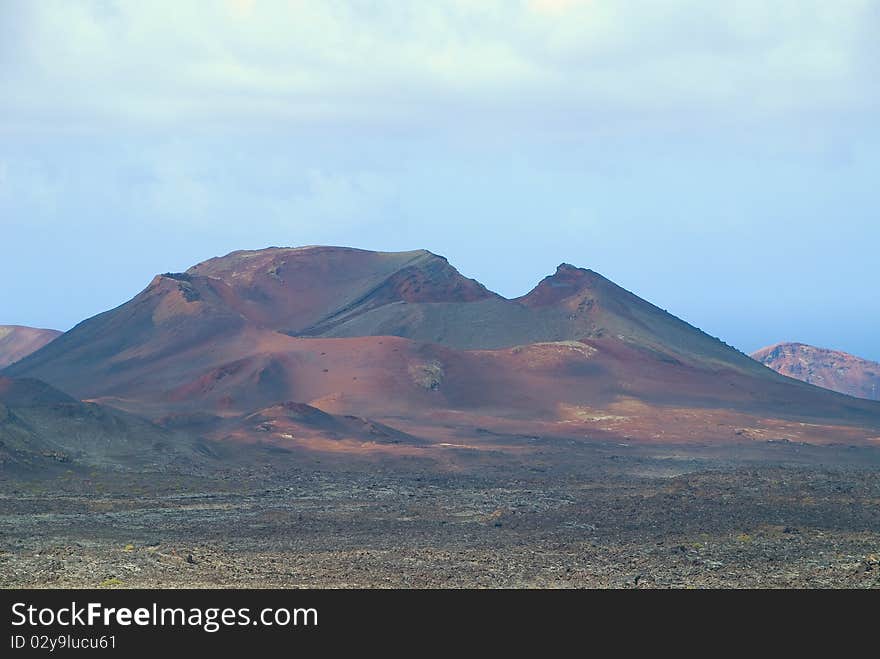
[752,343,880,401]
[0,325,61,368]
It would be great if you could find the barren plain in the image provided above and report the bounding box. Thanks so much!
[4,439,879,589]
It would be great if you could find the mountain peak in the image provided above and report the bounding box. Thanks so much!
[556,262,585,273]
[516,263,605,308]
[171,246,495,335]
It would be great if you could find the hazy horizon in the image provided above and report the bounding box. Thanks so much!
[2,1,878,360]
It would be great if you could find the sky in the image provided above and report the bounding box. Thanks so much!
[1,0,878,360]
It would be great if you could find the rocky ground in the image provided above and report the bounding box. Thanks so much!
[2,441,880,588]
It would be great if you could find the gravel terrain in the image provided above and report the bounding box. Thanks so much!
[2,441,879,588]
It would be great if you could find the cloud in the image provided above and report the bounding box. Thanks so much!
[527,0,592,16]
[0,135,400,244]
[2,0,877,134]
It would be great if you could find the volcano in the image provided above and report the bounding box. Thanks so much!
[6,246,880,451]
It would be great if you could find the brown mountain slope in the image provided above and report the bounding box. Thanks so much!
[187,246,497,335]
[752,343,880,401]
[0,376,217,472]
[299,258,766,374]
[6,247,880,450]
[0,326,61,368]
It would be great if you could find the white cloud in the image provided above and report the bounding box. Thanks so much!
[1,0,876,133]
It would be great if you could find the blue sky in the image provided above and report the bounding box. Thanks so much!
[2,0,878,360]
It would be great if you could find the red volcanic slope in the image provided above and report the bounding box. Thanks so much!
[0,326,61,369]
[752,343,880,401]
[6,247,880,450]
